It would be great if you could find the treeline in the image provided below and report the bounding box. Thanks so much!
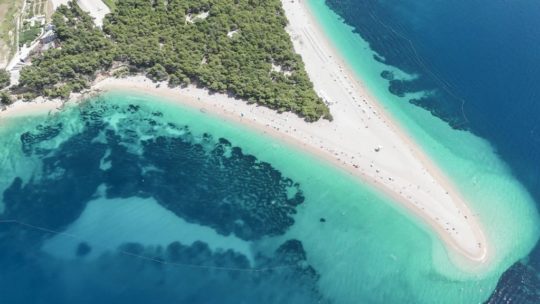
[1,69,11,105]
[17,0,331,121]
[18,3,115,99]
[0,69,9,89]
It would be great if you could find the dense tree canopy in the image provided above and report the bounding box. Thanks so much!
[0,91,12,105]
[18,3,115,99]
[17,0,331,121]
[0,69,9,89]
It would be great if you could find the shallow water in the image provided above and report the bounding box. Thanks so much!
[309,0,540,301]
[0,92,536,303]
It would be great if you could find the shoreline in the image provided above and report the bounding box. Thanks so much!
[94,76,489,268]
[0,97,63,119]
[0,0,490,269]
[283,0,489,266]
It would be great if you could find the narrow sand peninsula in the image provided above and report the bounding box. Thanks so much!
[284,0,488,264]
[290,0,490,264]
[96,1,488,266]
[2,0,488,267]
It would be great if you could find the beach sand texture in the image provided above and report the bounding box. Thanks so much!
[2,0,489,268]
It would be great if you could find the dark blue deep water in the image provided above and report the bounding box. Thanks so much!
[323,0,540,302]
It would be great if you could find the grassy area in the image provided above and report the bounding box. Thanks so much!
[39,0,45,15]
[19,25,41,47]
[0,0,48,65]
[15,0,49,48]
[0,0,23,65]
[23,0,47,19]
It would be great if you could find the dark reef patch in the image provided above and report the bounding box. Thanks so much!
[485,262,540,304]
[486,239,540,303]
[0,97,322,303]
[0,235,326,304]
[76,242,92,257]
[20,123,64,155]
[2,98,304,240]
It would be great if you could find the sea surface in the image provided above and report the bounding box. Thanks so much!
[309,0,540,302]
[0,89,535,304]
[0,2,539,304]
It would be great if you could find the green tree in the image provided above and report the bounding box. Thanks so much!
[0,69,10,89]
[0,91,13,105]
[147,64,168,82]
[16,0,331,120]
[18,2,115,98]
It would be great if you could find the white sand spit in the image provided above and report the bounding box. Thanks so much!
[3,0,489,270]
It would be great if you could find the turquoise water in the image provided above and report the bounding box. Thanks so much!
[306,0,540,301]
[0,91,537,303]
[0,1,537,302]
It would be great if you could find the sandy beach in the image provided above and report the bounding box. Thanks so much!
[0,97,62,118]
[0,0,489,268]
[283,0,488,266]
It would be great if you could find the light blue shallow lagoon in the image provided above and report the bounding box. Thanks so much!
[0,91,537,304]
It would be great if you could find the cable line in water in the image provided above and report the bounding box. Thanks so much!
[0,219,297,273]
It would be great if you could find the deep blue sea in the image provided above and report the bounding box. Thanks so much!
[323,0,540,301]
[1,1,540,303]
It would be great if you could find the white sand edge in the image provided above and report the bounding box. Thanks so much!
[1,0,489,268]
[282,0,488,265]
[0,97,63,118]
